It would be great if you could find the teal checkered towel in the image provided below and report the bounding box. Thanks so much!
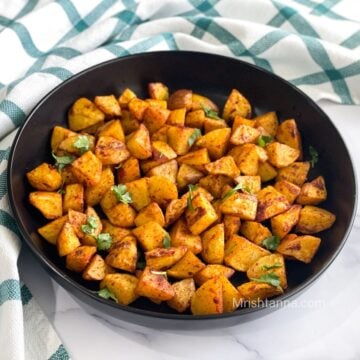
[0,0,359,359]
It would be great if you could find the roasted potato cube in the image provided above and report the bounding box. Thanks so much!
[141,141,177,173]
[234,175,261,194]
[60,165,78,185]
[224,234,270,271]
[276,119,302,156]
[191,93,218,111]
[185,109,205,129]
[198,175,233,199]
[194,264,235,286]
[168,89,192,110]
[256,186,290,222]
[168,108,186,126]
[71,151,102,186]
[51,126,76,151]
[117,157,140,183]
[126,178,151,211]
[85,167,114,206]
[148,82,169,101]
[57,222,81,257]
[121,110,140,134]
[167,278,195,313]
[101,273,139,305]
[81,206,102,246]
[68,209,87,239]
[230,124,260,145]
[274,180,301,204]
[191,277,223,315]
[26,163,62,191]
[296,176,327,205]
[165,198,187,226]
[148,175,178,208]
[205,156,240,178]
[276,161,310,186]
[94,95,121,118]
[146,99,167,109]
[143,106,170,134]
[82,254,106,281]
[185,193,218,235]
[246,253,287,289]
[126,124,152,159]
[118,88,136,108]
[97,119,125,142]
[147,160,178,184]
[223,215,241,241]
[254,111,278,137]
[240,221,272,246]
[135,267,174,301]
[105,235,137,272]
[271,204,301,239]
[128,98,149,120]
[256,146,268,163]
[220,276,242,313]
[221,192,257,220]
[101,220,130,244]
[105,203,136,228]
[167,126,198,156]
[95,136,130,165]
[38,215,68,245]
[203,118,227,133]
[176,164,204,189]
[145,246,187,270]
[229,144,258,175]
[177,148,210,169]
[81,121,105,135]
[133,221,168,251]
[201,224,225,264]
[167,250,205,279]
[258,161,278,182]
[169,218,202,254]
[232,115,256,129]
[222,89,251,121]
[296,206,336,234]
[68,98,105,131]
[63,183,84,213]
[100,188,119,212]
[29,191,62,219]
[237,281,283,303]
[266,142,300,168]
[58,133,96,156]
[135,202,165,227]
[196,128,231,160]
[277,234,321,263]
[66,245,96,272]
[182,186,214,203]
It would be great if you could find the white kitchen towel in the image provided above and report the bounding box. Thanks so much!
[0,0,359,359]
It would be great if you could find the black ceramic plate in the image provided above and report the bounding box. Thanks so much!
[8,51,357,329]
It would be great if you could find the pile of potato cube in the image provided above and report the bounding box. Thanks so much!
[26,82,336,315]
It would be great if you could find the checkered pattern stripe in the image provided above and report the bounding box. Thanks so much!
[0,0,359,359]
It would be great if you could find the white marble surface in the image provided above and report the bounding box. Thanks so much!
[18,100,360,360]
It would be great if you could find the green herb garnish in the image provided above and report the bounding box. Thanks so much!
[96,233,112,251]
[250,273,281,288]
[261,263,282,271]
[114,163,122,170]
[57,188,65,195]
[52,151,76,171]
[258,135,273,147]
[309,145,319,168]
[188,128,202,147]
[202,105,221,120]
[262,236,280,251]
[111,184,132,204]
[163,232,171,249]
[81,215,98,236]
[187,184,198,211]
[151,270,168,280]
[73,135,90,154]
[98,287,117,302]
[222,183,251,200]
